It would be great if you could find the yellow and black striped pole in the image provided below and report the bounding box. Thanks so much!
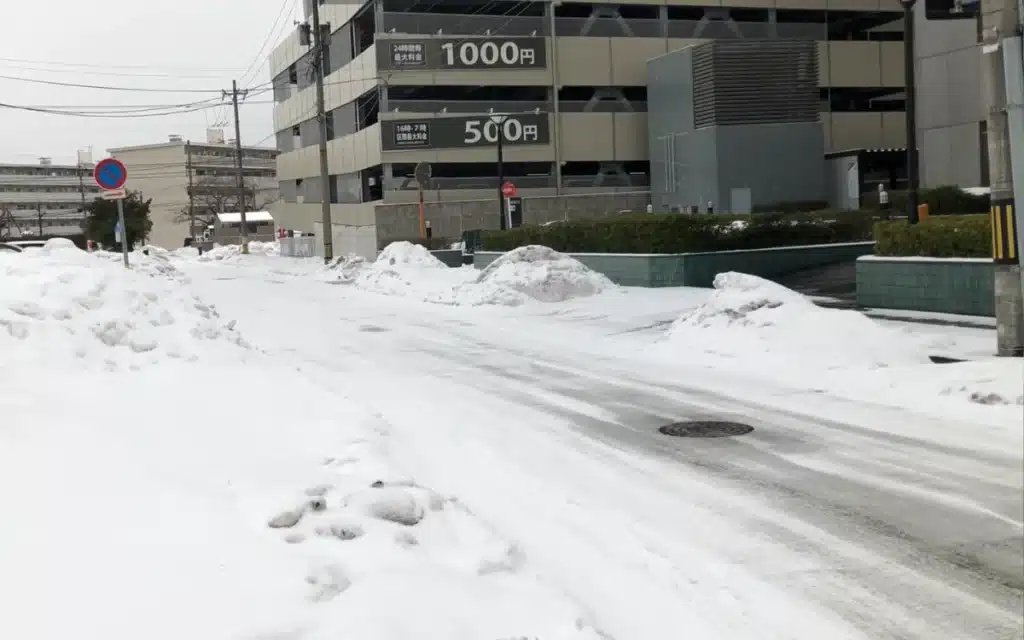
[991,199,1019,264]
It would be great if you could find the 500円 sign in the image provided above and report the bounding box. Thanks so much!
[381,114,550,152]
[379,37,546,71]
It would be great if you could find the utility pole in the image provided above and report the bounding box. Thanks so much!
[983,0,1024,356]
[309,1,334,264]
[901,0,920,224]
[491,114,509,230]
[225,80,250,254]
[77,164,87,213]
[186,140,196,243]
[36,203,43,236]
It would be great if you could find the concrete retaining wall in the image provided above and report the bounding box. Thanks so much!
[374,192,651,244]
[473,242,875,288]
[856,256,995,317]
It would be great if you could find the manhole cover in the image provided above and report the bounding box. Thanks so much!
[659,421,754,438]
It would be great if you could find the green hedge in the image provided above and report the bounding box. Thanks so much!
[862,185,989,215]
[480,211,877,254]
[873,214,991,258]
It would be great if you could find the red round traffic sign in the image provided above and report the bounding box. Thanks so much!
[501,182,517,197]
[94,157,128,190]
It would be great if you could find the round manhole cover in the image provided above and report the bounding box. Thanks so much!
[659,421,754,438]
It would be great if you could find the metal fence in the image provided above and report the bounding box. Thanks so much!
[279,236,317,258]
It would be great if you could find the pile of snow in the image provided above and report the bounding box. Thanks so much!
[318,243,614,308]
[0,329,602,639]
[470,245,615,305]
[375,241,446,269]
[665,272,932,369]
[320,244,476,304]
[198,240,280,262]
[0,238,248,368]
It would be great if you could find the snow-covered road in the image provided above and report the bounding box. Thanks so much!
[2,242,1020,640]
[187,257,1023,640]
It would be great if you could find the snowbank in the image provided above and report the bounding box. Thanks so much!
[0,337,602,639]
[665,272,932,369]
[472,245,615,304]
[319,243,614,307]
[0,238,247,368]
[375,241,446,269]
[198,240,280,261]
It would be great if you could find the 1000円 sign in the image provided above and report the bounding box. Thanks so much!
[381,114,550,152]
[379,37,546,71]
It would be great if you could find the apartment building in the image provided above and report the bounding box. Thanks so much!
[269,0,910,257]
[108,134,279,249]
[0,158,100,238]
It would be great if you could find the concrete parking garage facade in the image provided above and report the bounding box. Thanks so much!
[269,0,911,257]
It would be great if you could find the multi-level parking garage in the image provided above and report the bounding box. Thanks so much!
[270,0,909,257]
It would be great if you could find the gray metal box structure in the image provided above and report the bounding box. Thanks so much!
[648,40,826,213]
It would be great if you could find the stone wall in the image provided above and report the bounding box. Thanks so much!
[374,191,651,245]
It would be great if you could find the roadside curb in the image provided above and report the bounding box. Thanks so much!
[812,299,994,330]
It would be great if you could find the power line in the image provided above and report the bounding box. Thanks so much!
[0,55,247,72]
[0,74,225,93]
[240,0,301,88]
[0,63,238,80]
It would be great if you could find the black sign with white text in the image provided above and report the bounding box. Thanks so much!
[381,114,550,152]
[377,37,547,71]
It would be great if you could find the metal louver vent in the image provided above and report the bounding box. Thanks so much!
[691,40,819,129]
[692,45,717,130]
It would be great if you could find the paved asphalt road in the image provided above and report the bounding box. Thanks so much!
[197,267,1024,640]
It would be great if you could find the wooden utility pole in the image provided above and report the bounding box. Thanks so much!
[308,1,334,263]
[186,140,196,242]
[224,81,250,254]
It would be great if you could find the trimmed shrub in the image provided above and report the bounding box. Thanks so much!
[480,210,877,254]
[873,214,991,258]
[862,185,989,215]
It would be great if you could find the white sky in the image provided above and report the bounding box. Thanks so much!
[0,0,302,165]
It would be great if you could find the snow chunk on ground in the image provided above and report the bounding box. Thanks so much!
[925,359,1022,406]
[0,240,247,367]
[665,272,931,370]
[471,245,615,304]
[376,241,445,269]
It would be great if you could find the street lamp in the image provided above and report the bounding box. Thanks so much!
[488,113,510,230]
[901,0,920,224]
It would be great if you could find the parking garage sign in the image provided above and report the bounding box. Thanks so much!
[381,113,550,152]
[378,37,546,71]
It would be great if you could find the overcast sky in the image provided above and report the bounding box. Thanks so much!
[0,0,300,166]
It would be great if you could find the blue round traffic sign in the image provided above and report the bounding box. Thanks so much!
[94,158,127,190]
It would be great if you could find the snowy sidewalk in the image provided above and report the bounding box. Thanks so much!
[0,242,606,640]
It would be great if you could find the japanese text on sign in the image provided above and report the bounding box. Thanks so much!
[390,42,426,67]
[393,122,430,147]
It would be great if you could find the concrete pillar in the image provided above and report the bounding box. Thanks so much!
[994,265,1024,356]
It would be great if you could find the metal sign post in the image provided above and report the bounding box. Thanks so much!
[501,181,517,230]
[94,158,130,268]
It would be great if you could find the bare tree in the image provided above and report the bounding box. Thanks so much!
[0,207,26,239]
[173,177,278,230]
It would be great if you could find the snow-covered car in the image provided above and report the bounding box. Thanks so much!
[0,242,23,253]
[5,239,46,250]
